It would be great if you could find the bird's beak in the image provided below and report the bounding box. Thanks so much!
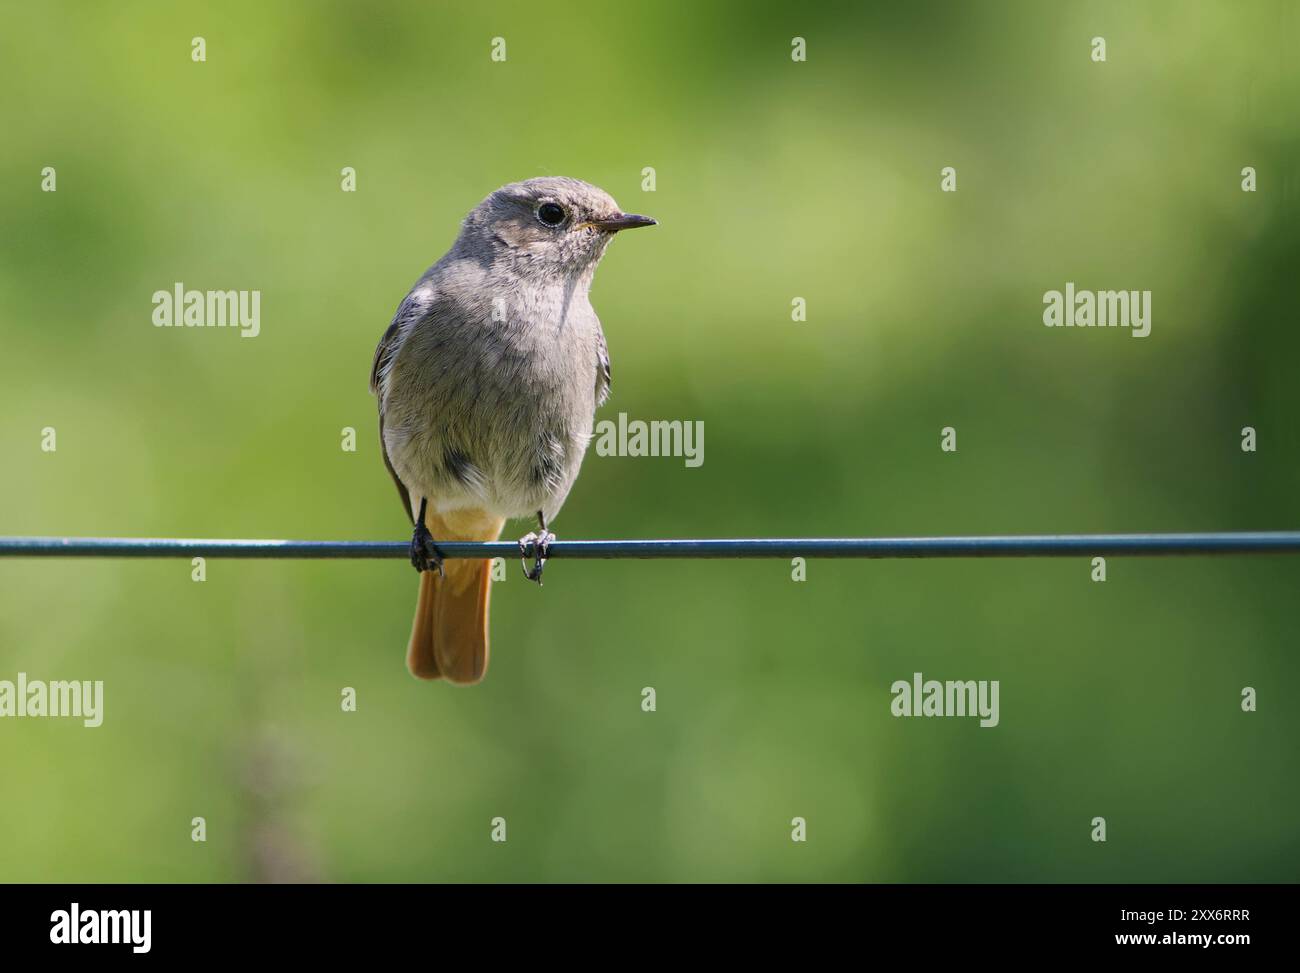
[592,213,657,233]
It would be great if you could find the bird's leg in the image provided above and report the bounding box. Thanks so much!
[518,510,556,585]
[409,497,444,576]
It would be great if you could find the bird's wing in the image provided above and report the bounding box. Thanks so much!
[596,326,612,407]
[371,290,430,524]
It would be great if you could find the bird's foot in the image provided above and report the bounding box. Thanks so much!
[518,528,556,585]
[409,522,445,576]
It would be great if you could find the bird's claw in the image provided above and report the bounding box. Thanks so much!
[518,529,556,585]
[409,523,445,576]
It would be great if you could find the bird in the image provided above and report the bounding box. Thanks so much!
[370,177,655,684]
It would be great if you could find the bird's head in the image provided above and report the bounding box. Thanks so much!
[459,177,655,278]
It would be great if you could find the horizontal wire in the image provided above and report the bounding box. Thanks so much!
[1,533,1299,559]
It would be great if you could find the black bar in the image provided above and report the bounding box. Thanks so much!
[0,883,1276,958]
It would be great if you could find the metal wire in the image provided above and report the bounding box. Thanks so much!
[2,532,1300,559]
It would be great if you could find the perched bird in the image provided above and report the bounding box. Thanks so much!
[371,177,655,684]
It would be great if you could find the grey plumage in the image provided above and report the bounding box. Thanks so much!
[372,176,652,532]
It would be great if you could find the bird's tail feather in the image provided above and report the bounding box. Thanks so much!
[407,507,505,685]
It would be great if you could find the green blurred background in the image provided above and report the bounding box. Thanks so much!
[1,0,1297,882]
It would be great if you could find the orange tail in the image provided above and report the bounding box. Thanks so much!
[407,507,506,685]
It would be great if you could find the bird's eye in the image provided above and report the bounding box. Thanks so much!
[536,202,566,227]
